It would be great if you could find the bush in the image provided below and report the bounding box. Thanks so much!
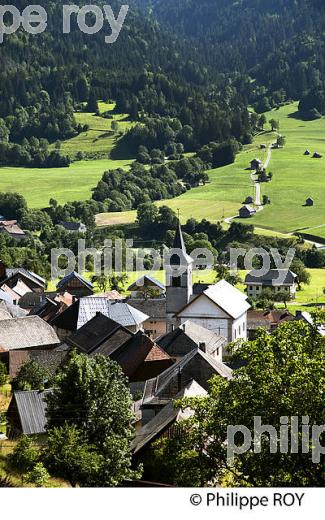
[0,361,8,386]
[9,437,40,474]
[26,463,50,487]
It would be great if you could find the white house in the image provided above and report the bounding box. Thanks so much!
[175,280,250,344]
[245,269,298,299]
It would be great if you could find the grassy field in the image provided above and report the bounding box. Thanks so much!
[54,101,133,158]
[0,102,134,208]
[246,102,325,235]
[98,102,325,240]
[97,131,276,226]
[0,158,133,208]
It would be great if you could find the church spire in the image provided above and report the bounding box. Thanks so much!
[173,220,187,253]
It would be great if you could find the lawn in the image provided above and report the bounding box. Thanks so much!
[0,158,133,208]
[0,101,134,209]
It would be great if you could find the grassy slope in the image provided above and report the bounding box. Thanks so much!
[0,102,134,208]
[249,102,325,234]
[97,131,276,226]
[98,102,325,239]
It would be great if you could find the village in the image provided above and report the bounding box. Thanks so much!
[1,221,322,486]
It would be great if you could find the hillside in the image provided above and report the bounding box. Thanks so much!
[97,103,325,241]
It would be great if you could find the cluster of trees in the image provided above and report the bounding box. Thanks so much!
[6,352,139,488]
[92,158,208,212]
[196,139,242,168]
[142,315,325,486]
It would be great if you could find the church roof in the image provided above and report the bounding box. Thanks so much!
[169,222,193,266]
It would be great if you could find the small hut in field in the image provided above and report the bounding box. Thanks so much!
[245,196,254,204]
[304,150,311,156]
[313,152,323,159]
[305,198,314,207]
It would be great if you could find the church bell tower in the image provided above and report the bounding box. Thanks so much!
[166,222,193,329]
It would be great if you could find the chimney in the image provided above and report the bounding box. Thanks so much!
[199,342,206,353]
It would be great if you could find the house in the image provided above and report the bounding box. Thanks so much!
[127,299,167,339]
[306,197,314,207]
[239,205,256,218]
[59,221,87,233]
[0,300,27,319]
[132,380,207,458]
[250,158,263,171]
[313,152,323,158]
[0,289,13,305]
[0,267,45,294]
[128,275,165,298]
[247,309,294,340]
[0,349,69,381]
[65,313,174,382]
[56,272,93,297]
[0,220,26,241]
[141,347,232,424]
[157,320,226,361]
[175,280,250,344]
[0,316,60,351]
[30,292,74,321]
[245,269,298,299]
[51,296,150,340]
[7,389,52,438]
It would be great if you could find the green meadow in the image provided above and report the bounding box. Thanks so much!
[98,102,325,240]
[247,102,325,235]
[0,102,134,208]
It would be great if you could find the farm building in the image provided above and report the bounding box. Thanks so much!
[250,158,263,170]
[304,150,311,156]
[245,196,254,204]
[56,271,93,297]
[7,389,52,438]
[313,152,323,158]
[239,205,256,218]
[245,269,298,299]
[305,197,314,207]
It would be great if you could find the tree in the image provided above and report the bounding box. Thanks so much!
[91,274,109,292]
[26,463,50,487]
[13,360,51,391]
[111,120,119,133]
[0,361,8,386]
[269,118,280,132]
[291,258,311,290]
[277,135,286,147]
[108,272,128,292]
[155,316,325,486]
[9,437,40,476]
[45,424,103,487]
[46,352,139,487]
[86,91,99,113]
[136,202,159,227]
[259,114,267,129]
[215,264,242,286]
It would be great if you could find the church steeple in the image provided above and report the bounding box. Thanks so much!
[166,221,193,326]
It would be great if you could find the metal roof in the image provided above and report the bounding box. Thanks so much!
[77,298,149,329]
[11,390,52,435]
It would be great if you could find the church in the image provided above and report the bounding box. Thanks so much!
[165,223,250,344]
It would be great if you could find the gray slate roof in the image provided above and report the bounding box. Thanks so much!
[5,268,45,288]
[142,348,232,407]
[10,390,52,435]
[0,301,28,318]
[245,269,297,286]
[0,316,60,350]
[157,320,226,357]
[0,289,13,305]
[77,297,149,329]
[127,298,166,320]
[128,275,165,292]
[132,380,207,454]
